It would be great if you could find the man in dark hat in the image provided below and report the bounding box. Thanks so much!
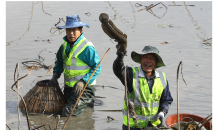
[113,45,173,129]
[50,15,101,116]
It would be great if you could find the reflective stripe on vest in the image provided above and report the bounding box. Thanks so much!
[124,98,159,108]
[62,37,95,87]
[122,109,159,121]
[159,71,166,88]
[63,64,90,70]
[122,67,167,128]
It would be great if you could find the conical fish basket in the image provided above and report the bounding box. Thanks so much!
[19,79,66,113]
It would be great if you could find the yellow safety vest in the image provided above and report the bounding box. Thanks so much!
[62,37,96,87]
[122,66,167,128]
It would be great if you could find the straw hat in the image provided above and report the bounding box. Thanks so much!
[131,45,165,68]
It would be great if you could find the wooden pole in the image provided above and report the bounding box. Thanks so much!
[177,61,182,130]
[14,63,21,130]
[62,48,110,130]
[124,66,130,130]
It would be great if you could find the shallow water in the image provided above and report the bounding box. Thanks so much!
[6,1,212,130]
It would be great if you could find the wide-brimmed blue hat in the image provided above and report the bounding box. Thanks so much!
[58,15,89,29]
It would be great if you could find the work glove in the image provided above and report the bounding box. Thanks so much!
[49,74,59,87]
[116,49,126,59]
[157,112,165,127]
[74,80,86,96]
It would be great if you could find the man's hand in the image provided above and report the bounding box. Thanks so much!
[74,80,86,96]
[157,112,165,126]
[49,74,59,87]
[157,112,165,119]
[116,49,126,59]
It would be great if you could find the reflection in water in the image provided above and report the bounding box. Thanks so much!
[134,2,168,19]
[184,1,212,46]
[6,2,52,46]
[50,18,65,35]
[107,1,133,28]
[129,1,136,28]
[202,38,212,46]
[20,107,95,130]
[41,1,52,16]
[107,2,118,20]
[60,108,95,130]
[20,112,59,130]
[107,1,136,28]
[106,1,169,28]
[149,2,168,19]
[6,1,34,46]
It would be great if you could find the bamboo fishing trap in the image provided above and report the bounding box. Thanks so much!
[19,79,66,113]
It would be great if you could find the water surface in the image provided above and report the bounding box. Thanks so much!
[6,1,212,130]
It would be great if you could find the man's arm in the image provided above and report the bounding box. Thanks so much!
[113,50,133,93]
[78,46,101,85]
[158,80,173,115]
[53,45,64,77]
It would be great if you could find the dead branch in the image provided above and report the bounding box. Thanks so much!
[32,123,52,130]
[107,116,115,120]
[14,63,21,130]
[11,63,35,130]
[55,115,60,130]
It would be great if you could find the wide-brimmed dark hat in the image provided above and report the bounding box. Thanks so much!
[131,45,165,68]
[58,15,89,29]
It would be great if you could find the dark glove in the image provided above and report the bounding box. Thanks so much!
[116,49,126,59]
[74,80,86,96]
[49,74,59,87]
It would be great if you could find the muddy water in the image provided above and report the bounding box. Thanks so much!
[6,1,212,130]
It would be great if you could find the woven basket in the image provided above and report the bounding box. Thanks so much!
[19,79,66,113]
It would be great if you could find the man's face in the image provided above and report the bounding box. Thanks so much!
[66,27,82,42]
[140,53,157,73]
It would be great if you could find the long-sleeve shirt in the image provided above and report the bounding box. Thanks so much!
[113,55,173,115]
[53,33,101,85]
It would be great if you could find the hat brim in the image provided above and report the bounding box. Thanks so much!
[58,22,89,29]
[131,51,165,68]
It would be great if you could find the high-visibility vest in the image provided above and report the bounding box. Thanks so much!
[62,37,96,87]
[122,66,167,128]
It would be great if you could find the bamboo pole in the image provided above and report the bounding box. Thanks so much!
[6,123,12,130]
[62,48,110,130]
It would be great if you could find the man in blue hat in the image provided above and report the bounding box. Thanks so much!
[113,45,173,129]
[50,15,101,116]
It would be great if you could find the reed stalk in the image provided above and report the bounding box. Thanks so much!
[11,63,35,130]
